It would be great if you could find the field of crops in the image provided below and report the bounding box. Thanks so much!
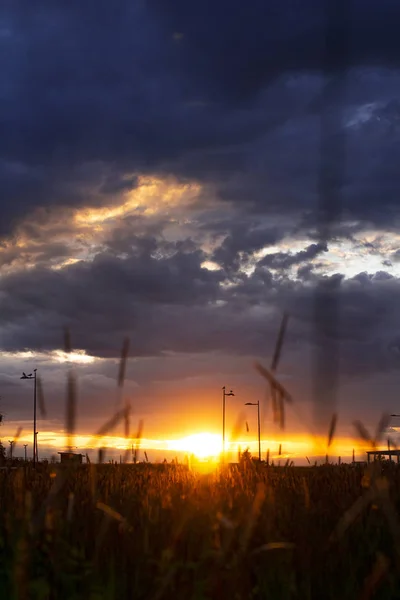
[0,461,400,600]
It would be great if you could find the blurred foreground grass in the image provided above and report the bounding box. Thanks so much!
[1,461,400,599]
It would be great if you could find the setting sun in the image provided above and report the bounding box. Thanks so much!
[167,433,222,459]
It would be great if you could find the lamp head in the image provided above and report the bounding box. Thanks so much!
[20,372,34,379]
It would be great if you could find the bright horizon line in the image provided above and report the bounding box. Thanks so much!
[0,428,371,461]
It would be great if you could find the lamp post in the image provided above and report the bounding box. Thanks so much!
[23,444,28,462]
[222,386,235,457]
[21,369,37,467]
[245,401,261,461]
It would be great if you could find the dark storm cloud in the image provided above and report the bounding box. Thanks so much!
[152,0,400,104]
[239,267,400,379]
[274,270,400,364]
[0,242,226,356]
[0,226,399,383]
[1,1,400,234]
[258,242,328,270]
[211,225,285,271]
[0,240,71,269]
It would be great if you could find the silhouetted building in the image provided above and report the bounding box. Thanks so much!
[366,450,400,464]
[58,452,83,464]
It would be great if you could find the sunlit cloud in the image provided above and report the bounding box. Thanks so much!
[240,228,400,280]
[73,175,201,227]
[1,349,99,365]
[0,175,205,276]
[51,258,81,271]
[52,350,98,364]
[1,171,395,286]
[201,260,221,271]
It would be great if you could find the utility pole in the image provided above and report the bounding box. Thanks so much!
[20,369,38,466]
[24,444,28,461]
[245,401,261,460]
[34,369,37,465]
[222,386,235,458]
[257,400,261,461]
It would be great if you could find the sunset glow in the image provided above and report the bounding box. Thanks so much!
[0,426,369,466]
[166,433,223,459]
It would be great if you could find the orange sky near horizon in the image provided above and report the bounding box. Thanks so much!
[0,423,370,464]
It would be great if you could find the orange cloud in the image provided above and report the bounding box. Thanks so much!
[74,175,201,227]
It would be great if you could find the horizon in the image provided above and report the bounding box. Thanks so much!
[0,411,392,466]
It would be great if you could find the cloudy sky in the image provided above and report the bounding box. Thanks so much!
[1,1,400,461]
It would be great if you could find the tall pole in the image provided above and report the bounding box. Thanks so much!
[21,369,38,466]
[222,386,234,460]
[257,401,261,461]
[244,401,261,460]
[33,369,37,467]
[24,444,27,461]
[222,387,226,457]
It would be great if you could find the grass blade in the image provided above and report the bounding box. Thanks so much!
[328,413,338,448]
[95,407,129,439]
[375,413,391,445]
[271,312,289,372]
[66,372,77,451]
[353,420,374,448]
[37,376,47,419]
[117,337,130,388]
[254,362,292,403]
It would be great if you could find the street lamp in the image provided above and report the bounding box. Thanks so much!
[244,401,261,461]
[21,369,37,467]
[222,386,235,457]
[23,444,28,462]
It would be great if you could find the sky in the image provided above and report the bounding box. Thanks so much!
[1,1,400,462]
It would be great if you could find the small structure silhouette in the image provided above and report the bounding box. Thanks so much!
[58,452,84,464]
[366,449,400,464]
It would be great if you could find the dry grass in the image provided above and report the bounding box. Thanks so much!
[0,461,399,599]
